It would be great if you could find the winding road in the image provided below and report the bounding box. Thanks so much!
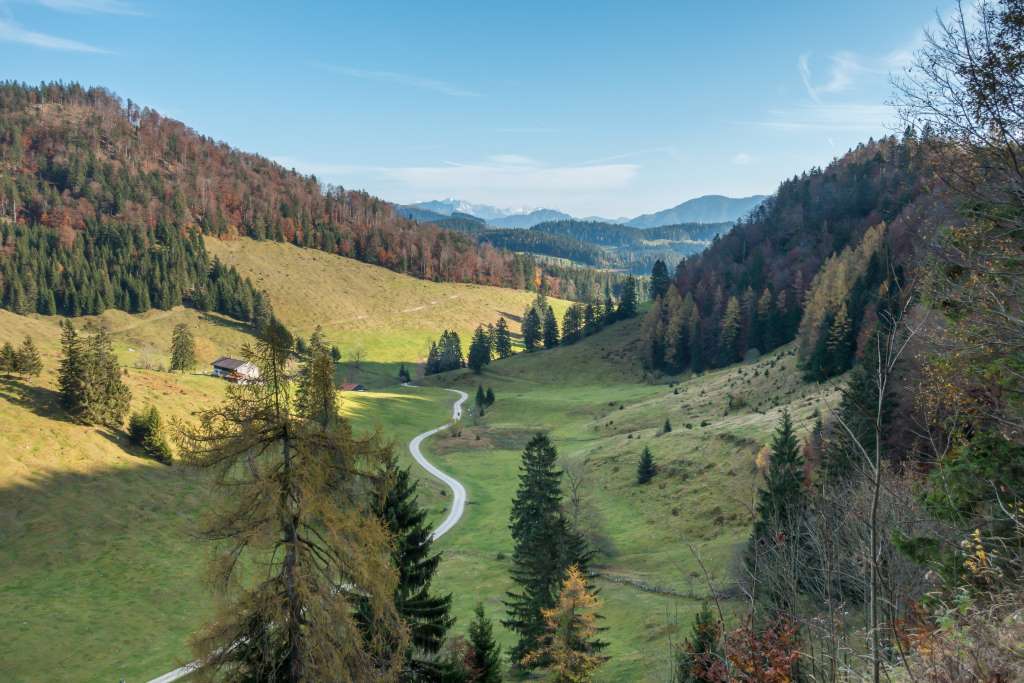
[406,386,469,540]
[146,385,469,683]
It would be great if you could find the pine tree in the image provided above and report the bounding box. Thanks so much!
[637,446,656,484]
[542,306,559,349]
[466,603,502,683]
[522,565,608,680]
[58,319,88,418]
[650,260,671,301]
[368,456,454,679]
[504,434,592,666]
[485,388,495,407]
[15,336,42,378]
[468,325,493,374]
[176,320,407,681]
[493,317,513,359]
[169,323,197,373]
[522,308,542,352]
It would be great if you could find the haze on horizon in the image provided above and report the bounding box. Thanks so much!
[0,0,949,216]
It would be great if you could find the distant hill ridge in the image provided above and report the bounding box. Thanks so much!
[404,193,766,229]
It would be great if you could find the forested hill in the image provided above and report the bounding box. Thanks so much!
[0,82,598,320]
[640,132,956,377]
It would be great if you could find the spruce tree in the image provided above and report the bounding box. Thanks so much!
[0,342,16,377]
[617,276,638,319]
[485,388,495,407]
[650,259,671,300]
[542,306,559,349]
[676,603,722,683]
[368,456,454,679]
[637,446,656,484]
[466,603,502,683]
[503,434,591,666]
[663,418,672,434]
[522,309,542,352]
[15,336,42,378]
[493,317,513,359]
[476,385,487,412]
[750,410,805,544]
[83,327,131,428]
[58,320,89,419]
[169,323,197,373]
[468,325,492,374]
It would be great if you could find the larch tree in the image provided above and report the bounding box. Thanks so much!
[176,320,407,682]
[170,322,197,373]
[522,565,608,682]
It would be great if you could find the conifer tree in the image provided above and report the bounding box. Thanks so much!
[15,336,42,378]
[603,285,616,325]
[58,319,88,418]
[718,296,742,366]
[466,603,502,683]
[522,309,542,352]
[504,434,592,666]
[675,603,722,683]
[0,341,16,377]
[522,565,608,680]
[468,325,492,374]
[617,276,638,319]
[176,320,407,681]
[582,303,598,337]
[542,306,559,349]
[663,418,672,434]
[398,364,411,383]
[368,456,454,679]
[476,385,487,412]
[485,388,495,407]
[751,410,805,542]
[637,446,656,484]
[129,405,172,463]
[493,317,513,359]
[650,259,671,300]
[170,323,197,373]
[83,327,131,428]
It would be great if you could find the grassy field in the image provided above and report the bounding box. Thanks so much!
[206,236,570,368]
[0,243,840,681]
[420,318,840,681]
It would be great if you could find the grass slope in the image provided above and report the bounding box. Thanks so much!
[205,236,569,367]
[420,317,840,680]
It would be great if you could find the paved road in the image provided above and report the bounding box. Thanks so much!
[406,386,469,540]
[145,385,468,683]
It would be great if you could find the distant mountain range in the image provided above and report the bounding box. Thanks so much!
[624,194,767,228]
[404,194,767,229]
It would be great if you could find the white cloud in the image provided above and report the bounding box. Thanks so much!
[33,0,139,14]
[799,51,866,102]
[315,63,480,98]
[732,152,753,165]
[0,17,106,52]
[488,154,537,165]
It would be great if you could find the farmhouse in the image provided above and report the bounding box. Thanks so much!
[340,383,366,392]
[211,356,260,383]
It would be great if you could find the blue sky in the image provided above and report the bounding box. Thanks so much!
[1,0,948,217]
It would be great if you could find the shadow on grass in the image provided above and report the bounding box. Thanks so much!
[0,377,73,423]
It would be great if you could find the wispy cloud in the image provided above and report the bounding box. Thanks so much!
[0,17,107,52]
[798,51,869,102]
[315,63,480,97]
[32,0,140,14]
[732,152,753,165]
[749,104,894,132]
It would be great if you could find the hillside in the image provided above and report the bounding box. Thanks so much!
[420,314,840,680]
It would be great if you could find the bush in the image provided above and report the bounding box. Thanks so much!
[128,406,172,464]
